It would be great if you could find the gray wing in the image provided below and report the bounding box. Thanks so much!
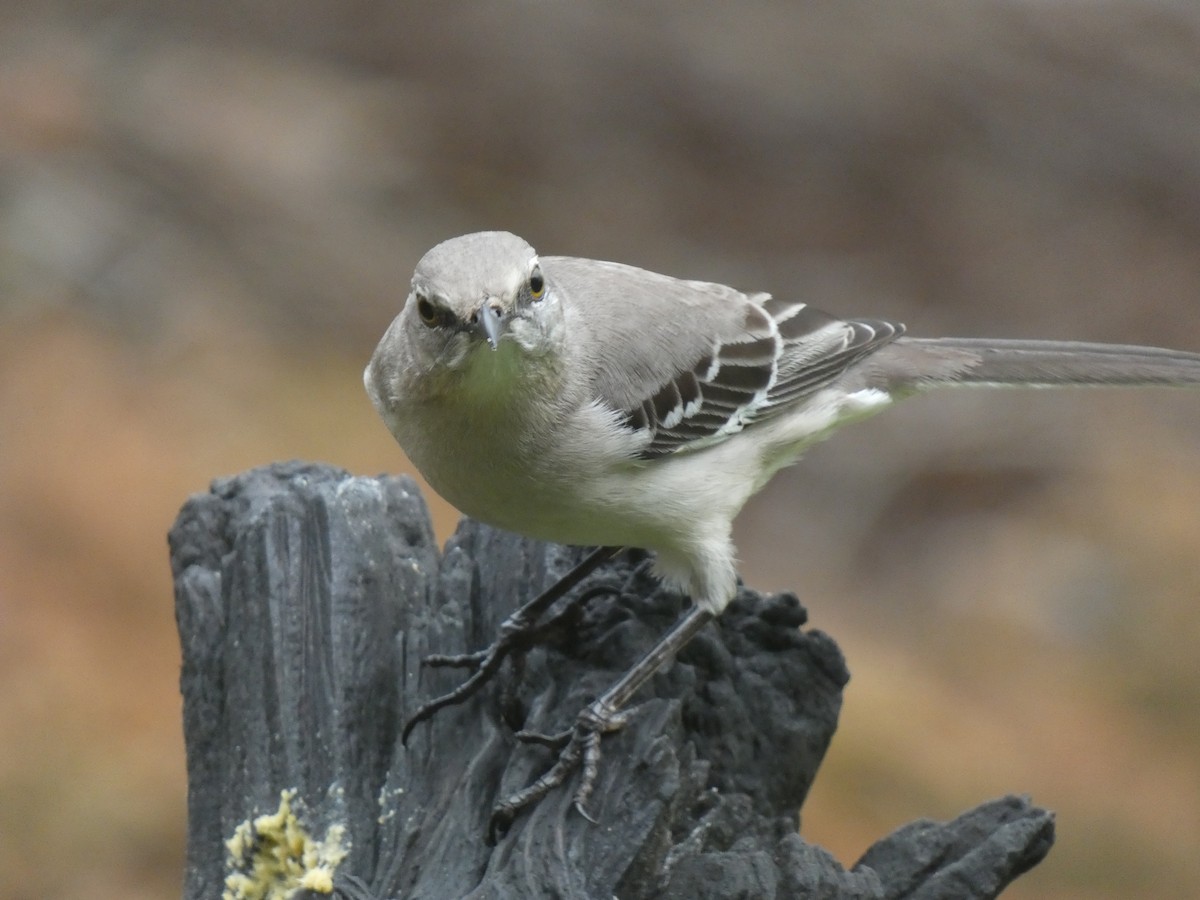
[544,255,902,460]
[624,296,903,459]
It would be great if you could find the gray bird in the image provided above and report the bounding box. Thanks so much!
[365,230,1200,835]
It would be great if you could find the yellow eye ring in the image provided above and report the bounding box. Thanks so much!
[529,268,545,300]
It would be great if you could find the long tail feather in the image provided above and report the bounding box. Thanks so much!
[880,336,1200,390]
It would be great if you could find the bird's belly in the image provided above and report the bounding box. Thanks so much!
[397,415,650,549]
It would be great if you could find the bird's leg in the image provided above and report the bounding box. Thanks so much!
[495,580,630,728]
[488,604,715,842]
[402,545,623,744]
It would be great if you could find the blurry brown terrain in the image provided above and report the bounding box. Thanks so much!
[2,3,1199,898]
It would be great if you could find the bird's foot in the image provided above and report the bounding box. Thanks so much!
[401,610,535,744]
[487,699,631,843]
[485,604,716,841]
[402,547,624,745]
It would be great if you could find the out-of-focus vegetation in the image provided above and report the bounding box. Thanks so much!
[1,3,1198,897]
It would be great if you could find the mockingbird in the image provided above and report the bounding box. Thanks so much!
[365,230,1200,837]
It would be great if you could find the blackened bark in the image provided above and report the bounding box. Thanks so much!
[168,461,1053,899]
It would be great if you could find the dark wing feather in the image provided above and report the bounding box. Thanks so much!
[623,296,903,459]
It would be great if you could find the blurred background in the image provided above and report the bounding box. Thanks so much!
[2,2,1199,897]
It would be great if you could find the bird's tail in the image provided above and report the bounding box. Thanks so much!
[875,336,1200,392]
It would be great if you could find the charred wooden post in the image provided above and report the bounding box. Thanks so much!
[168,461,1054,899]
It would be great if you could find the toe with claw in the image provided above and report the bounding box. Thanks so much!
[402,546,624,745]
[487,700,632,843]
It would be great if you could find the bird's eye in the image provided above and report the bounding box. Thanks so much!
[529,268,545,301]
[415,296,441,327]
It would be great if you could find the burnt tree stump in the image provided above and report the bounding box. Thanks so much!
[168,461,1055,899]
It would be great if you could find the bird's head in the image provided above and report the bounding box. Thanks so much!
[365,232,565,413]
[403,231,562,372]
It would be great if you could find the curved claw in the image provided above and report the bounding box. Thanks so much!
[573,799,599,825]
[487,703,635,837]
[401,659,502,745]
[486,804,517,845]
[481,598,716,839]
[402,616,542,745]
[401,546,625,747]
[513,727,573,750]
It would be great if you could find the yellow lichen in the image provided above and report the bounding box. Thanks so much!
[299,867,334,892]
[222,790,350,900]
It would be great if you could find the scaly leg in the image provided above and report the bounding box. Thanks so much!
[488,604,715,842]
[402,545,623,744]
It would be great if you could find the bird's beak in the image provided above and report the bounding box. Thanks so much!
[477,302,505,351]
